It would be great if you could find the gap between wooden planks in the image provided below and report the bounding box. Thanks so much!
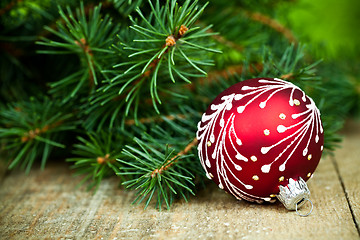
[0,120,359,239]
[332,119,360,236]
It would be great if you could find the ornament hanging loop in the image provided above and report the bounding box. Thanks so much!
[295,198,313,217]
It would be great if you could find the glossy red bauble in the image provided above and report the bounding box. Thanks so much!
[196,78,324,203]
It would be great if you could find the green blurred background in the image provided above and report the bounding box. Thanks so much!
[280,0,360,59]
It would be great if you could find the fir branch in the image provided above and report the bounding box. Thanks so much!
[263,44,322,89]
[36,2,120,101]
[94,0,221,122]
[117,136,198,209]
[116,108,202,209]
[150,137,198,178]
[67,130,128,191]
[199,44,321,88]
[111,0,144,16]
[20,120,64,143]
[189,45,315,92]
[0,97,75,173]
[37,1,114,39]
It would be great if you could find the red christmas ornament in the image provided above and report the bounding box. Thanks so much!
[197,78,324,213]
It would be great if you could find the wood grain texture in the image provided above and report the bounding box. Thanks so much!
[333,119,360,234]
[0,122,359,240]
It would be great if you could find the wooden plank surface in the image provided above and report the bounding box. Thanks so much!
[333,119,360,234]
[1,120,360,240]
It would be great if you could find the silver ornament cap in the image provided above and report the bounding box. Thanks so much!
[276,177,313,216]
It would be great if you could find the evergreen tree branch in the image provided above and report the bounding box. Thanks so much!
[151,137,198,178]
[117,135,199,209]
[21,120,64,143]
[37,1,114,39]
[36,2,120,101]
[88,0,221,126]
[67,130,128,191]
[0,97,75,172]
[111,0,144,16]
[116,108,202,209]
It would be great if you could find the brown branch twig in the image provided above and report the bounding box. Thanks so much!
[202,9,296,51]
[113,25,190,103]
[195,20,244,52]
[0,42,24,57]
[124,64,260,126]
[243,10,297,43]
[280,72,294,80]
[125,113,186,125]
[121,64,291,126]
[74,38,96,85]
[186,63,263,92]
[97,153,115,164]
[205,63,263,82]
[21,120,63,142]
[151,137,198,178]
[208,29,244,52]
